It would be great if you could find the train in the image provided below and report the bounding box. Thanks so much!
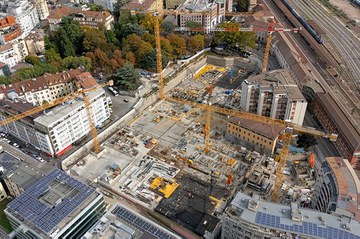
[279,0,323,44]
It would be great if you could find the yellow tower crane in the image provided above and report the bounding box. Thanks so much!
[0,81,113,154]
[166,96,337,201]
[131,5,256,99]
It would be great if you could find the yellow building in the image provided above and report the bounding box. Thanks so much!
[227,117,285,154]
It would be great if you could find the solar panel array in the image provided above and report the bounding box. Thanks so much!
[255,212,360,239]
[112,206,177,239]
[7,169,95,235]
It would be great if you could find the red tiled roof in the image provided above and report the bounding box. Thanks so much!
[228,116,286,139]
[74,72,98,89]
[2,68,85,96]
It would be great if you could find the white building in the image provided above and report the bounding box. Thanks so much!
[33,0,49,20]
[0,43,20,67]
[222,192,360,239]
[7,0,40,38]
[176,0,232,31]
[93,0,117,12]
[34,89,111,156]
[241,69,307,126]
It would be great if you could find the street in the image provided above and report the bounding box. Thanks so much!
[303,112,340,162]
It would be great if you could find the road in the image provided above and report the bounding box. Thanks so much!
[303,112,340,161]
[289,0,360,93]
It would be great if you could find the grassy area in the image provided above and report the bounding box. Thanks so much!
[0,198,13,233]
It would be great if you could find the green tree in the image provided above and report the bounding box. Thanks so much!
[167,34,186,58]
[25,55,41,65]
[142,32,155,47]
[62,56,92,71]
[45,48,62,69]
[83,28,108,52]
[0,76,10,85]
[55,28,76,58]
[59,16,84,54]
[88,3,104,11]
[111,62,141,91]
[161,21,175,35]
[236,0,250,12]
[140,49,168,72]
[296,134,317,150]
[105,30,120,45]
[115,22,145,40]
[214,22,256,48]
[185,21,203,28]
[135,42,153,61]
[188,35,205,54]
[160,37,173,58]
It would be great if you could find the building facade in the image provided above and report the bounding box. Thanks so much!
[222,192,360,239]
[311,93,360,165]
[93,0,117,12]
[241,69,307,126]
[5,169,105,239]
[33,0,49,20]
[0,43,20,67]
[7,0,40,38]
[226,116,285,155]
[176,0,231,31]
[0,182,7,202]
[25,29,45,55]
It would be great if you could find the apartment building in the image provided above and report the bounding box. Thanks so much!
[0,88,111,157]
[0,16,22,44]
[48,7,114,31]
[312,157,360,221]
[33,0,49,20]
[222,192,360,239]
[0,68,86,105]
[311,93,360,166]
[6,0,40,38]
[176,0,232,31]
[241,69,307,126]
[25,29,45,55]
[226,116,285,155]
[5,169,105,238]
[0,43,20,67]
[93,0,117,12]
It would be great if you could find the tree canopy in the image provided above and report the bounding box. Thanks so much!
[111,62,141,91]
[214,22,256,48]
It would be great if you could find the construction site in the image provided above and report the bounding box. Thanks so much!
[66,62,323,237]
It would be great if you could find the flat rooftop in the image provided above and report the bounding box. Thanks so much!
[34,88,105,127]
[83,203,182,239]
[245,69,305,100]
[6,169,100,237]
[326,157,360,221]
[227,192,360,239]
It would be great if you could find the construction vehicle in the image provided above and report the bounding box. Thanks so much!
[0,81,114,154]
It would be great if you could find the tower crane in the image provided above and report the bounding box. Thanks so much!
[175,18,299,72]
[131,2,256,99]
[0,81,114,154]
[166,96,337,202]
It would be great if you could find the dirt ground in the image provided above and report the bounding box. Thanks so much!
[329,0,360,19]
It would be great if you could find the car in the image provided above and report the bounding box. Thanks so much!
[123,99,129,103]
[108,86,119,96]
[36,156,44,163]
[12,143,19,148]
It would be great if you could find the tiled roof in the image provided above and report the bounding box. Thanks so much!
[48,6,111,20]
[1,68,85,96]
[228,116,285,139]
[74,72,98,89]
